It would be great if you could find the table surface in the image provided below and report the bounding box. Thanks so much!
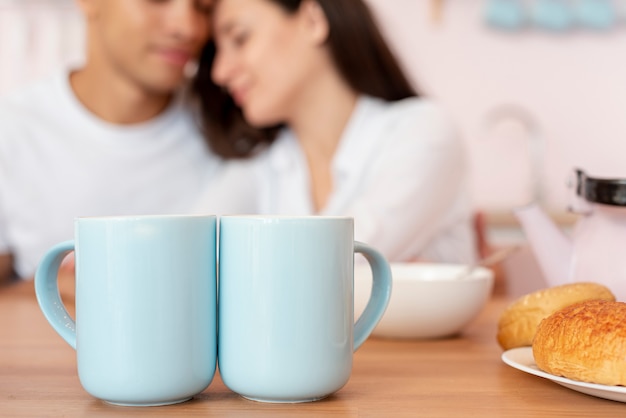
[1,280,624,417]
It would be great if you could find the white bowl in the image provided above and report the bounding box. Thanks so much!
[354,262,494,339]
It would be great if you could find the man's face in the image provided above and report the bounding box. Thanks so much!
[81,0,213,94]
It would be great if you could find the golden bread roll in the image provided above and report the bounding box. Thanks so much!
[533,299,626,386]
[497,282,615,350]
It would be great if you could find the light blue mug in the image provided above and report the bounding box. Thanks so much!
[34,215,217,406]
[218,216,392,403]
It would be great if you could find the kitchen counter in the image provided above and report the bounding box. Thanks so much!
[1,279,624,417]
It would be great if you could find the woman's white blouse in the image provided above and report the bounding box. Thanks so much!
[251,96,477,264]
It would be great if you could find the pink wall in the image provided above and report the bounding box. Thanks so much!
[368,0,626,213]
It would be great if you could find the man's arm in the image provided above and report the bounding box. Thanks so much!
[0,253,14,286]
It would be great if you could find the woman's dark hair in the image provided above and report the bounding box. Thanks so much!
[193,0,418,159]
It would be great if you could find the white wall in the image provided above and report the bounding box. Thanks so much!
[0,0,84,93]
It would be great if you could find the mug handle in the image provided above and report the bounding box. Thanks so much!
[34,240,77,349]
[353,241,392,350]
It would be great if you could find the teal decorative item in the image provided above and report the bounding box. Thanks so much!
[531,0,575,31]
[574,0,616,30]
[485,0,527,30]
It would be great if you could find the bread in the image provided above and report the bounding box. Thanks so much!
[496,282,615,350]
[533,299,626,386]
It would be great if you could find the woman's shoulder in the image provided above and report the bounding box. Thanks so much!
[371,96,454,126]
[363,96,460,148]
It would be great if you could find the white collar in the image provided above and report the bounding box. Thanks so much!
[267,95,386,176]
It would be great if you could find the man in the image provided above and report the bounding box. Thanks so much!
[0,0,219,285]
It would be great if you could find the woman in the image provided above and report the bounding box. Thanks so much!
[193,0,476,263]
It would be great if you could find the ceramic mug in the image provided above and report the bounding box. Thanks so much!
[34,215,217,406]
[218,216,392,403]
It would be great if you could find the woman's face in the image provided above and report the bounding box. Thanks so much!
[211,0,329,127]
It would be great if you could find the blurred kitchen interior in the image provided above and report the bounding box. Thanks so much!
[1,0,625,295]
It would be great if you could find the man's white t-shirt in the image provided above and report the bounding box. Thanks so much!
[0,70,224,278]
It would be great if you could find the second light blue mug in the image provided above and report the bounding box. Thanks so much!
[34,215,217,406]
[218,216,393,403]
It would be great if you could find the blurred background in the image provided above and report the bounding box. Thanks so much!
[1,0,624,293]
[0,0,84,92]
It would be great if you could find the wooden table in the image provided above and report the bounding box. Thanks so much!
[1,281,624,417]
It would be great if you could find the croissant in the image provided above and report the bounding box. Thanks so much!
[533,299,626,386]
[497,282,615,350]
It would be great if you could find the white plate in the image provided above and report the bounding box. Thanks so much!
[502,347,626,403]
